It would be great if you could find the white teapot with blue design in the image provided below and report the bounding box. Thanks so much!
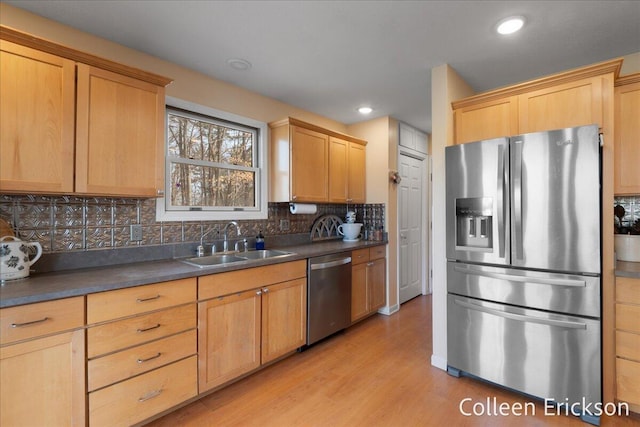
[0,236,42,281]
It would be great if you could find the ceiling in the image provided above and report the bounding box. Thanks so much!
[6,1,639,133]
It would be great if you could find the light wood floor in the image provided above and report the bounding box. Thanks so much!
[147,295,639,427]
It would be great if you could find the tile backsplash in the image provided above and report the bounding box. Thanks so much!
[614,195,639,232]
[0,195,384,253]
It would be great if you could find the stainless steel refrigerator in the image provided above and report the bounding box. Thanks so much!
[445,125,601,424]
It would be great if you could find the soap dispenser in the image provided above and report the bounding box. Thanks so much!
[255,231,265,250]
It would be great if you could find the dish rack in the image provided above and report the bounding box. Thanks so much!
[310,214,344,242]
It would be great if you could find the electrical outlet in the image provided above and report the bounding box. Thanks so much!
[130,224,143,241]
[279,219,290,231]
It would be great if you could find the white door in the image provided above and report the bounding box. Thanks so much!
[398,153,425,303]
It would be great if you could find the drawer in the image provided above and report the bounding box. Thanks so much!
[88,329,197,392]
[351,248,370,265]
[616,357,640,407]
[87,278,196,324]
[616,330,640,362]
[617,276,640,305]
[198,259,306,300]
[616,303,640,334]
[369,245,386,260]
[88,304,196,358]
[0,297,84,345]
[89,355,197,427]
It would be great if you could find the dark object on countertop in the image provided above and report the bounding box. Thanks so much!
[614,204,627,234]
[615,205,625,225]
[255,231,265,250]
[631,219,640,235]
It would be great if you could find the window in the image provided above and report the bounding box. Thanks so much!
[156,97,268,221]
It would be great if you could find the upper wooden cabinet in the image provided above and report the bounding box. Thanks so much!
[0,40,76,194]
[614,74,640,195]
[452,59,622,144]
[0,26,172,197]
[329,136,366,203]
[399,122,429,154]
[453,97,518,144]
[270,117,367,203]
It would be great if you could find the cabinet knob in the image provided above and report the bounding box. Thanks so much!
[256,290,262,296]
[262,288,269,293]
[156,189,165,196]
[291,195,297,201]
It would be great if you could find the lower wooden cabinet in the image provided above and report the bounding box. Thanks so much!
[0,297,85,427]
[198,262,307,393]
[261,278,307,363]
[86,278,198,426]
[89,356,197,427]
[351,246,386,323]
[1,329,85,426]
[615,276,640,413]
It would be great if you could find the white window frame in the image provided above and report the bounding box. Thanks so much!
[156,96,268,221]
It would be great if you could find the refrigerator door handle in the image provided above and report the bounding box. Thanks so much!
[497,144,506,258]
[453,264,587,287]
[513,140,524,260]
[453,298,588,329]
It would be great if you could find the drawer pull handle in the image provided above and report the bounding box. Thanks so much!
[137,294,161,303]
[138,389,162,402]
[137,323,161,333]
[137,352,162,364]
[11,317,49,328]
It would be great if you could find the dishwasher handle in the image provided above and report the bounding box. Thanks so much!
[310,257,352,270]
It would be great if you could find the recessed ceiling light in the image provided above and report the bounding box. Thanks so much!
[496,16,525,35]
[358,106,373,115]
[226,58,252,71]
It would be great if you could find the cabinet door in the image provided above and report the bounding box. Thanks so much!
[1,330,85,426]
[198,291,261,392]
[75,64,165,197]
[348,142,366,203]
[351,262,368,322]
[414,129,428,155]
[290,125,328,202]
[0,40,75,194]
[518,77,603,134]
[261,278,307,363]
[614,80,640,195]
[368,258,386,312]
[399,123,416,150]
[454,96,518,144]
[328,136,349,203]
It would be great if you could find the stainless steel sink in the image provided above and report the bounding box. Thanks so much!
[238,249,293,260]
[181,249,294,268]
[181,254,247,268]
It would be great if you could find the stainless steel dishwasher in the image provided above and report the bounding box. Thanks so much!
[307,252,352,346]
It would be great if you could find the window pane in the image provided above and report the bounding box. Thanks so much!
[167,112,253,167]
[170,163,255,208]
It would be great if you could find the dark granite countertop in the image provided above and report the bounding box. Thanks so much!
[0,240,387,308]
[615,260,640,279]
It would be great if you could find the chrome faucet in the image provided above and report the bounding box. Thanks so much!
[222,221,241,252]
[197,226,219,257]
[234,238,249,252]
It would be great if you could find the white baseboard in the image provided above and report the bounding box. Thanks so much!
[378,303,399,316]
[431,354,447,371]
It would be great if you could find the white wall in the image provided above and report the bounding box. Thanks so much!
[430,64,474,370]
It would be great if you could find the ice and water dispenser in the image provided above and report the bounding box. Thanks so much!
[455,197,493,251]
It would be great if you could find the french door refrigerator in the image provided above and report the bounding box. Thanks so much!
[445,125,601,424]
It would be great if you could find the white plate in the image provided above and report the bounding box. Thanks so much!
[343,238,360,242]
